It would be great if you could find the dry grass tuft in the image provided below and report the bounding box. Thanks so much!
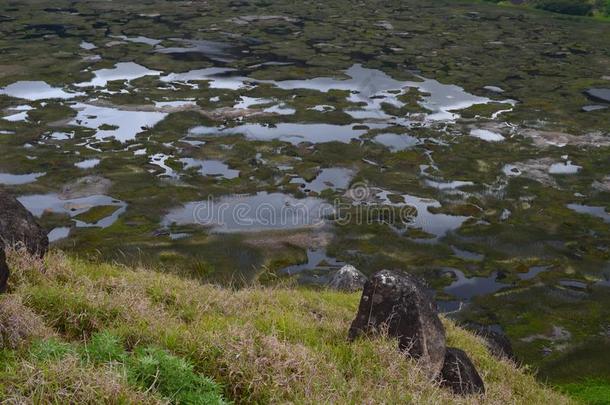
[2,355,165,404]
[4,247,71,289]
[207,324,339,402]
[0,294,52,350]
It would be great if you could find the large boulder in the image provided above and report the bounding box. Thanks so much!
[0,249,8,294]
[440,347,485,395]
[348,269,446,377]
[328,264,367,292]
[0,189,48,256]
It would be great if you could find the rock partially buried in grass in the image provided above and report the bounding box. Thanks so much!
[440,347,485,395]
[0,189,48,257]
[0,248,8,293]
[328,264,367,292]
[466,324,515,361]
[348,269,446,378]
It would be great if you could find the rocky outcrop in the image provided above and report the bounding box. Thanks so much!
[440,348,485,395]
[60,175,111,199]
[328,265,367,292]
[0,189,48,257]
[348,269,446,377]
[0,249,8,294]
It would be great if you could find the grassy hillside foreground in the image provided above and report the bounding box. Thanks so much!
[0,248,574,404]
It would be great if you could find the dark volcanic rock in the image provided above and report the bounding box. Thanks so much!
[477,327,514,360]
[0,248,8,294]
[584,88,610,103]
[328,265,367,292]
[0,189,48,256]
[348,269,446,377]
[462,323,514,360]
[440,347,485,395]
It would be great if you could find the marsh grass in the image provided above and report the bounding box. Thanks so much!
[561,379,610,405]
[0,247,574,404]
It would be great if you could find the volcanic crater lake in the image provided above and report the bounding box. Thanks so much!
[0,0,609,389]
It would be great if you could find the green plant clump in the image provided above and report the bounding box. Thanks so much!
[128,347,227,405]
[29,338,74,362]
[84,331,127,364]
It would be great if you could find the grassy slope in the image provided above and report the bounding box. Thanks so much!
[0,248,574,404]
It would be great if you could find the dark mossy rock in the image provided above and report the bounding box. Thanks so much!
[440,347,485,395]
[459,322,515,360]
[348,269,446,377]
[0,189,48,257]
[471,325,515,361]
[534,0,593,16]
[0,248,8,293]
[327,264,367,292]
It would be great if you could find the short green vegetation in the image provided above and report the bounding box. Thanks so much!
[73,206,120,224]
[561,379,610,405]
[128,347,226,405]
[23,331,228,404]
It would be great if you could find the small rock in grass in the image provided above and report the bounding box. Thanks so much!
[328,264,367,292]
[440,347,485,395]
